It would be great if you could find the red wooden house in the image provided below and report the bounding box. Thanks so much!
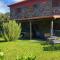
[9,0,60,39]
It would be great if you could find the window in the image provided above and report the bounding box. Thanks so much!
[33,4,39,8]
[28,7,33,12]
[16,8,21,13]
[52,0,60,7]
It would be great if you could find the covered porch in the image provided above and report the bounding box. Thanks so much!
[17,15,60,40]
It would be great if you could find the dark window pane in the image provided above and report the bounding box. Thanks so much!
[52,0,60,7]
[16,8,21,13]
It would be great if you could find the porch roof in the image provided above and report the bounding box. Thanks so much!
[53,15,60,19]
[14,15,60,21]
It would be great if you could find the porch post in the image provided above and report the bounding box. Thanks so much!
[51,20,54,36]
[30,21,32,40]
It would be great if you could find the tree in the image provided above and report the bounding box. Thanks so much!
[0,12,10,21]
[0,12,10,37]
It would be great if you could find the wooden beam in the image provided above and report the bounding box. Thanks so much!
[30,21,32,40]
[51,20,54,36]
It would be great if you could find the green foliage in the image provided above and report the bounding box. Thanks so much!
[16,56,36,60]
[0,21,3,37]
[0,12,10,21]
[0,12,10,38]
[3,20,21,41]
[0,49,4,60]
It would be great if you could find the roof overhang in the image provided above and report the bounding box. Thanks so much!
[8,0,27,7]
[53,15,60,19]
[13,15,60,21]
[14,16,53,21]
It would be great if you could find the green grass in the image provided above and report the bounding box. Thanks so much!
[0,40,60,60]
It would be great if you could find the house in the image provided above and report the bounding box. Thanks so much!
[8,0,60,40]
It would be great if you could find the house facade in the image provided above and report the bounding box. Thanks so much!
[9,0,60,39]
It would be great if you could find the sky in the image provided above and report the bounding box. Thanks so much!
[0,0,24,13]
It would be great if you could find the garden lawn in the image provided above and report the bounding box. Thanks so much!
[0,40,60,60]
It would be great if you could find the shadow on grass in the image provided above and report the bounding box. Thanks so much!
[0,40,7,42]
[20,37,47,40]
[0,38,6,42]
[0,39,9,42]
[43,45,60,51]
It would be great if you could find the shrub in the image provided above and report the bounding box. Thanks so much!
[3,20,21,41]
[16,56,36,60]
[0,49,4,60]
